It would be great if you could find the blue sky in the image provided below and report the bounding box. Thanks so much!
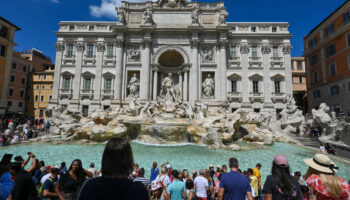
[1,0,346,62]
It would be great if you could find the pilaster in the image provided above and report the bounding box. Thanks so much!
[72,42,84,106]
[50,43,64,106]
[190,38,200,101]
[114,38,124,100]
[140,36,152,99]
[93,41,105,103]
[283,44,293,96]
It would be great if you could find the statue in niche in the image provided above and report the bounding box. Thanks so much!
[202,74,215,98]
[128,47,140,62]
[160,73,176,102]
[218,8,228,25]
[202,48,214,63]
[191,7,199,24]
[143,6,153,24]
[127,73,140,98]
[117,8,126,25]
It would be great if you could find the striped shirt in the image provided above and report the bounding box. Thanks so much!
[134,177,150,188]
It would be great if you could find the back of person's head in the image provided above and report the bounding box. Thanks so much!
[9,162,22,173]
[101,138,134,178]
[247,168,253,175]
[172,170,179,179]
[229,157,238,169]
[199,169,204,175]
[222,164,227,171]
[186,179,194,190]
[152,161,157,169]
[90,163,95,168]
[256,163,262,168]
[60,162,66,168]
[39,160,45,167]
[204,169,211,180]
[243,171,249,176]
[272,155,294,199]
[294,171,301,178]
[139,168,145,177]
[51,168,60,175]
[161,167,166,175]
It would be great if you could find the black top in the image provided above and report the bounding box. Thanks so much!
[263,175,303,200]
[11,171,38,200]
[78,177,149,200]
[58,173,80,194]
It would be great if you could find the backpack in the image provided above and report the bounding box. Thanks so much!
[38,177,53,199]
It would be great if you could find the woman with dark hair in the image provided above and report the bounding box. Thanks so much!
[56,159,92,200]
[263,154,303,200]
[77,138,149,200]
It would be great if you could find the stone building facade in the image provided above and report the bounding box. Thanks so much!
[50,0,293,118]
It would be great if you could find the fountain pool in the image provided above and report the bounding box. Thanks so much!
[1,142,349,182]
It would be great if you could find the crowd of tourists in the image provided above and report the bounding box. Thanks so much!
[0,138,349,200]
[0,116,50,146]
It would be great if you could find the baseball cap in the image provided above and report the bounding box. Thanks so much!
[209,164,214,168]
[273,154,289,167]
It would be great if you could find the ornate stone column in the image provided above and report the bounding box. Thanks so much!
[71,42,84,110]
[50,42,64,105]
[183,68,189,101]
[283,44,293,96]
[219,39,228,101]
[240,43,250,107]
[153,68,158,100]
[262,44,272,104]
[114,39,124,100]
[190,39,199,101]
[94,42,105,102]
[140,38,152,100]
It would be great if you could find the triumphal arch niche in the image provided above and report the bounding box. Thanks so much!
[52,0,293,114]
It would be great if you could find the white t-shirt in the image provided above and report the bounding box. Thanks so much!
[156,174,171,187]
[194,176,208,198]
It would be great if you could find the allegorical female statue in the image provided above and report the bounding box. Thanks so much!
[127,73,140,98]
[160,73,176,102]
[202,74,214,98]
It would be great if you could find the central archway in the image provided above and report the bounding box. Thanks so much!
[158,50,184,68]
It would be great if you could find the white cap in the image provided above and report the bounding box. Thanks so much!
[166,164,172,169]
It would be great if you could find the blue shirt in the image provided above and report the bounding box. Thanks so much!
[0,172,14,200]
[167,180,185,200]
[150,168,159,182]
[219,171,251,200]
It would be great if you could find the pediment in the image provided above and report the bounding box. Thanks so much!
[61,71,74,77]
[82,71,95,77]
[227,73,241,80]
[249,73,263,80]
[103,72,115,77]
[271,73,285,80]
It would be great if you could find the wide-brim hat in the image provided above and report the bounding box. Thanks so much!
[304,154,338,174]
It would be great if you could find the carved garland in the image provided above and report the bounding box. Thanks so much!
[261,45,271,54]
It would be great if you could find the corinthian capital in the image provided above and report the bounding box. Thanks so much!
[219,40,228,49]
[96,42,105,52]
[76,42,85,52]
[190,39,200,49]
[283,45,292,54]
[142,39,152,48]
[55,43,65,52]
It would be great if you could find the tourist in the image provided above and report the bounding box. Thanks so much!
[294,171,305,186]
[39,167,60,200]
[151,161,159,183]
[41,166,61,184]
[156,167,171,188]
[167,170,186,200]
[60,162,67,174]
[184,170,191,181]
[134,163,140,177]
[134,168,151,190]
[304,153,350,199]
[325,143,336,155]
[150,179,163,200]
[209,164,215,183]
[9,162,38,200]
[46,121,51,133]
[302,127,307,137]
[194,169,209,199]
[247,168,258,200]
[77,138,149,200]
[253,163,262,200]
[218,157,253,200]
[0,163,14,200]
[192,170,198,180]
[215,166,221,197]
[87,163,98,178]
[56,159,92,199]
[262,154,303,200]
[185,179,195,200]
[320,143,328,154]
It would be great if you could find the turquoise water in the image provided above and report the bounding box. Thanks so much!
[1,142,350,182]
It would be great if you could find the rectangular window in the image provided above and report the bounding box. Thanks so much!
[21,78,26,84]
[311,54,318,65]
[18,102,23,107]
[0,45,6,57]
[231,27,236,32]
[251,27,256,32]
[326,44,336,57]
[89,25,94,31]
[84,78,91,90]
[232,80,237,93]
[41,95,44,101]
[10,75,15,82]
[274,81,281,93]
[7,101,12,107]
[8,88,14,96]
[69,25,75,31]
[0,25,8,38]
[107,44,114,56]
[230,46,236,59]
[313,90,321,98]
[313,71,319,82]
[49,95,52,100]
[253,81,259,93]
[44,75,47,80]
[67,44,74,56]
[87,44,94,56]
[330,86,340,95]
[344,11,350,25]
[35,95,38,101]
[42,85,45,89]
[347,33,350,46]
[12,63,17,69]
[23,66,27,72]
[63,77,71,90]
[329,63,336,76]
[252,46,258,58]
[20,90,24,97]
[273,46,279,57]
[297,62,302,70]
[325,23,334,37]
[310,38,317,48]
[36,85,40,89]
[272,27,277,32]
[104,78,112,90]
[299,76,303,83]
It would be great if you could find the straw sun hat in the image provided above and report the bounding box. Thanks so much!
[304,154,339,174]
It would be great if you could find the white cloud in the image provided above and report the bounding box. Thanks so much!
[50,0,59,3]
